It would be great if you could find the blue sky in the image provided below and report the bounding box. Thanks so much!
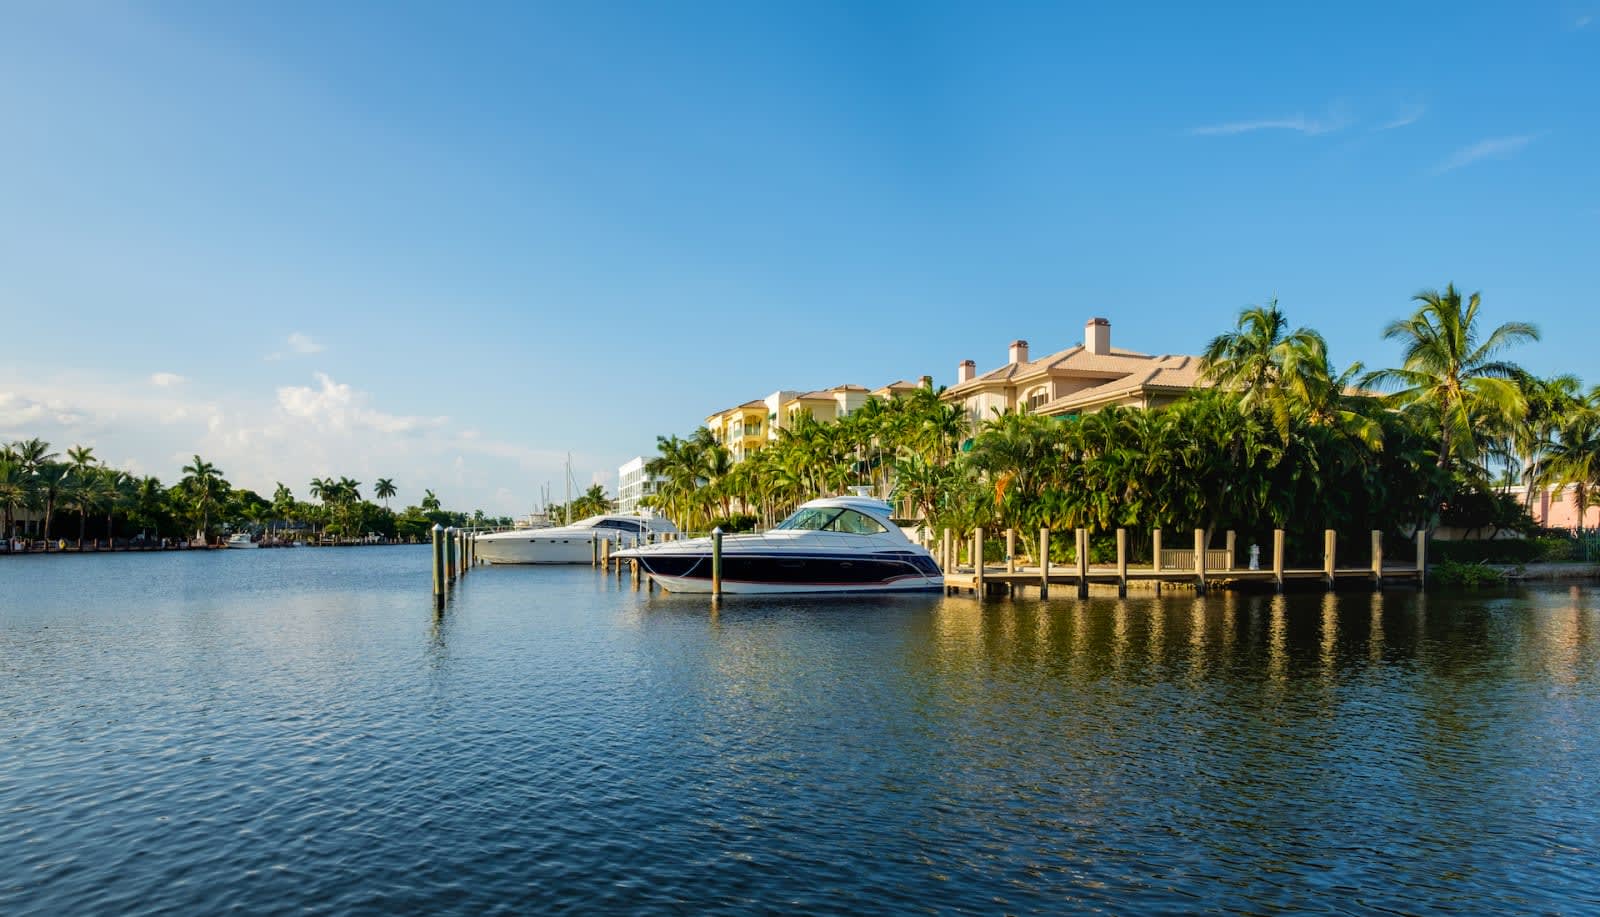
[2,2,1596,513]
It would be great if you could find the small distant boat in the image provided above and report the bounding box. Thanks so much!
[475,514,679,565]
[615,496,943,595]
[225,532,259,549]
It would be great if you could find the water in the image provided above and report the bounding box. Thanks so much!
[3,548,1598,914]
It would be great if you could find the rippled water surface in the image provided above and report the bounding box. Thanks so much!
[3,548,1599,914]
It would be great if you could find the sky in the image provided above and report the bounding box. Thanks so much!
[1,1,1596,514]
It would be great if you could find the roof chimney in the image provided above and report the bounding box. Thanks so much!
[1009,339,1029,364]
[957,359,976,384]
[919,375,933,390]
[1085,318,1110,355]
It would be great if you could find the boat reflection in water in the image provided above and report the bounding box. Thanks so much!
[616,496,943,594]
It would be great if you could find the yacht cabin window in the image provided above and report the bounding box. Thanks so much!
[774,506,888,535]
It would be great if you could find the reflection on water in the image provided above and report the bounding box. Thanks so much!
[3,550,1599,914]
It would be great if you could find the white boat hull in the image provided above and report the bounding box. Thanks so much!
[476,533,644,565]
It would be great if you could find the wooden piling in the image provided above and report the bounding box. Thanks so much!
[1416,528,1428,589]
[973,527,985,597]
[1193,528,1207,596]
[1370,529,1383,589]
[941,528,952,574]
[1038,527,1050,599]
[1323,529,1337,590]
[711,527,723,599]
[431,523,445,601]
[1225,530,1236,571]
[600,536,610,570]
[1006,529,1017,574]
[591,534,599,567]
[631,557,641,589]
[445,527,456,580]
[1152,528,1163,595]
[1116,528,1128,597]
[1272,529,1285,593]
[1075,528,1088,598]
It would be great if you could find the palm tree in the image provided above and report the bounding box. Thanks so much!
[66,444,97,475]
[570,484,615,519]
[1365,284,1538,477]
[33,463,70,544]
[1540,402,1600,533]
[1514,373,1584,509]
[0,459,27,549]
[421,489,442,512]
[1201,299,1337,437]
[374,478,397,509]
[180,455,227,541]
[12,438,58,474]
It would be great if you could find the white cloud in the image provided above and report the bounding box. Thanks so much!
[1189,110,1350,137]
[265,331,326,361]
[0,392,88,429]
[150,372,187,387]
[1430,134,1540,175]
[276,373,447,435]
[1378,103,1426,130]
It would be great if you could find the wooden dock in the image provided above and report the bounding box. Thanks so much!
[936,526,1427,598]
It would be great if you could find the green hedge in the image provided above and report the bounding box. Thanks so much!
[1430,534,1593,565]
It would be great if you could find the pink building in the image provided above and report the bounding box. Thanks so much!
[1509,484,1600,531]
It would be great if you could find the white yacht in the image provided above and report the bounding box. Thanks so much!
[475,514,680,565]
[225,532,258,549]
[614,496,943,595]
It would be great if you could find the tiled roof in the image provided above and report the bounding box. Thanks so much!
[946,344,1184,396]
[1034,357,1208,414]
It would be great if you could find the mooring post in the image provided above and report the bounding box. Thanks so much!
[445,527,457,581]
[1039,527,1051,599]
[591,534,599,567]
[1273,529,1286,593]
[973,527,986,597]
[1075,528,1089,598]
[1152,527,1163,595]
[1371,529,1384,589]
[941,528,952,574]
[1116,528,1128,597]
[711,527,723,600]
[631,557,641,589]
[1225,530,1237,571]
[1193,528,1207,596]
[1006,528,1017,574]
[431,523,445,602]
[1416,528,1428,590]
[1324,529,1337,591]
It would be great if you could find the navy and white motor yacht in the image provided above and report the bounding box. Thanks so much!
[614,496,942,594]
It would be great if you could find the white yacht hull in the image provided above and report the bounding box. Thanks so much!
[476,532,649,565]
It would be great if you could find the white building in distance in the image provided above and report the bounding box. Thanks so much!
[617,456,662,516]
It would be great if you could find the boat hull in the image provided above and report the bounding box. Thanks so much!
[631,550,943,595]
[477,533,644,565]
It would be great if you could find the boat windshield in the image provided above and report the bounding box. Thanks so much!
[774,506,887,535]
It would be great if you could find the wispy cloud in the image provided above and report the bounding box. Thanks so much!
[266,331,326,361]
[1378,103,1426,131]
[149,372,187,387]
[1577,14,1593,29]
[1430,134,1540,175]
[1189,111,1350,137]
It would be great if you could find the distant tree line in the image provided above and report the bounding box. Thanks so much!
[0,445,508,548]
